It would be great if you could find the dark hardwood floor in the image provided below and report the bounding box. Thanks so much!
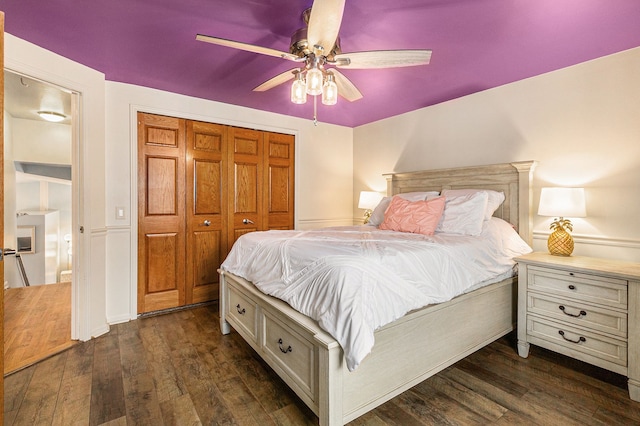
[4,303,640,425]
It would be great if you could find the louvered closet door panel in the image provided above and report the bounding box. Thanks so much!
[185,120,228,304]
[137,113,186,313]
[228,127,265,251]
[265,132,295,230]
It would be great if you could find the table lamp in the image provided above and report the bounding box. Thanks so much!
[538,187,586,256]
[358,191,383,224]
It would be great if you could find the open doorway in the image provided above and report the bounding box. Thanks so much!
[3,70,76,374]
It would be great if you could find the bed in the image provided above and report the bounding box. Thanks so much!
[219,161,536,425]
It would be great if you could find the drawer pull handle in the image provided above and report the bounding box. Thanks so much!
[278,338,292,354]
[559,305,587,318]
[236,304,246,315]
[568,285,576,290]
[558,330,586,344]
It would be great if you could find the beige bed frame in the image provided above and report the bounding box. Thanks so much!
[219,161,536,425]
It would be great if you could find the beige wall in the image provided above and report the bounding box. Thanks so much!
[12,118,71,164]
[354,47,640,261]
[9,31,640,332]
[104,82,354,323]
[4,34,353,327]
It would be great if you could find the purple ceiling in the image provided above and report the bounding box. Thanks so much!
[3,0,640,127]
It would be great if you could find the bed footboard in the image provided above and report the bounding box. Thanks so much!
[219,270,516,426]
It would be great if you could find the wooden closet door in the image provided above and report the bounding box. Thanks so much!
[265,132,295,230]
[228,127,265,251]
[185,121,228,304]
[137,113,186,313]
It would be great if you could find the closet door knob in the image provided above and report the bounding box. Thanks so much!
[242,218,254,225]
[203,220,211,226]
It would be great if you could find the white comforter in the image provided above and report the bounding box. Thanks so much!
[221,218,532,371]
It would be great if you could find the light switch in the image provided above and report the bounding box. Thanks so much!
[116,206,126,220]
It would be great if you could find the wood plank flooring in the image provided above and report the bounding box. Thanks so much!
[4,303,640,425]
[4,282,75,375]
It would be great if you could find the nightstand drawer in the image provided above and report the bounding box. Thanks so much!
[226,284,259,343]
[527,292,627,338]
[527,266,627,309]
[527,316,627,368]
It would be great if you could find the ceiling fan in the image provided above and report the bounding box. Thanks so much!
[196,0,432,108]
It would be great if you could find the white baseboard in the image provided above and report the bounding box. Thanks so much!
[107,314,133,325]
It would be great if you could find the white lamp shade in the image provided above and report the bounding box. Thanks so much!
[358,191,383,210]
[321,75,338,106]
[291,75,307,104]
[538,187,586,218]
[305,67,323,95]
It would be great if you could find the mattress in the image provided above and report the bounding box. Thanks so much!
[221,217,532,370]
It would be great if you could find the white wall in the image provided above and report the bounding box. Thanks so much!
[16,180,73,280]
[104,82,354,323]
[354,47,640,262]
[12,118,71,164]
[14,33,637,333]
[8,115,73,287]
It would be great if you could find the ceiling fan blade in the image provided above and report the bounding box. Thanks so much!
[331,69,363,102]
[254,69,299,92]
[196,34,300,61]
[307,0,345,54]
[333,49,432,69]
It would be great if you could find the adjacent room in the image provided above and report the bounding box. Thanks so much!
[2,0,640,424]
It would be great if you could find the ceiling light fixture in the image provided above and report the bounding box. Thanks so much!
[291,71,307,104]
[322,72,338,106]
[305,66,324,96]
[290,65,340,126]
[37,111,66,122]
[290,57,340,107]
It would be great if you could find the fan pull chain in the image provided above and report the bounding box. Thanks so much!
[313,95,318,126]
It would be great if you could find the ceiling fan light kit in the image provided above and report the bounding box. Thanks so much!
[197,0,432,122]
[305,61,324,96]
[291,71,307,104]
[322,73,338,106]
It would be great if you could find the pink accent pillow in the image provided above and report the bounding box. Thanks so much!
[379,196,446,235]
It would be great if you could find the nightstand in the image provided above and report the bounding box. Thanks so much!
[516,252,640,402]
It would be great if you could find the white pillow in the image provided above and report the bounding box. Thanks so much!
[441,189,505,221]
[368,191,440,226]
[483,217,533,257]
[396,191,441,201]
[436,191,489,236]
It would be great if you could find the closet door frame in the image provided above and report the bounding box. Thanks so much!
[134,111,296,316]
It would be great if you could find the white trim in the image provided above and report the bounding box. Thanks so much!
[105,225,131,232]
[107,313,132,325]
[533,231,640,250]
[5,33,108,342]
[129,103,300,136]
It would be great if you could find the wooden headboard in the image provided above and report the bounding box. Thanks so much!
[383,161,537,245]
